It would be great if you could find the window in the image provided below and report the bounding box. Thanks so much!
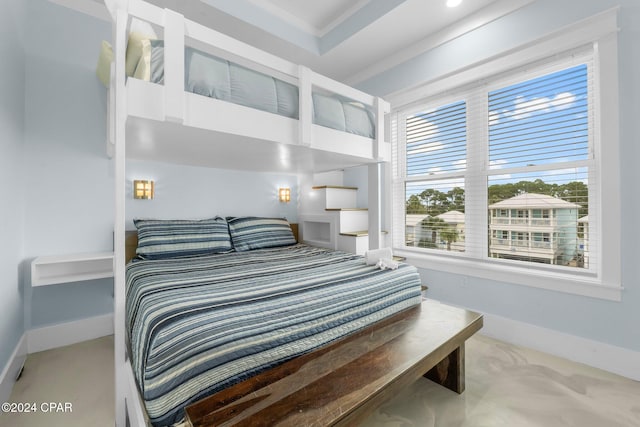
[400,58,592,268]
[390,10,621,300]
[532,210,549,219]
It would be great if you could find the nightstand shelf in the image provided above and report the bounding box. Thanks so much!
[31,252,114,287]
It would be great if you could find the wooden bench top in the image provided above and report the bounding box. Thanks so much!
[185,300,483,427]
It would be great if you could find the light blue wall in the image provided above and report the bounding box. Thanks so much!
[126,160,299,227]
[0,0,27,370]
[360,0,640,352]
[20,0,301,333]
[343,165,369,209]
[22,0,114,331]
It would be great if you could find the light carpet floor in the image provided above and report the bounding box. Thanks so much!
[1,334,638,427]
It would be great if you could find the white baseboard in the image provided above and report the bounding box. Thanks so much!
[0,334,27,404]
[480,312,640,381]
[27,313,114,354]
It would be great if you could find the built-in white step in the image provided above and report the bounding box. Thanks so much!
[300,169,381,255]
[312,186,358,210]
[325,209,368,234]
[338,233,369,255]
[299,211,373,253]
[305,186,359,211]
[337,230,390,255]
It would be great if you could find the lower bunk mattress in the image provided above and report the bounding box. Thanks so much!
[126,244,422,426]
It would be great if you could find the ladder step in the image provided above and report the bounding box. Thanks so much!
[312,185,358,190]
[339,230,389,237]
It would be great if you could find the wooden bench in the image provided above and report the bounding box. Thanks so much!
[185,300,483,426]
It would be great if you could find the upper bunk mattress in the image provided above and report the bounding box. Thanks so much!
[126,244,422,426]
[131,39,376,138]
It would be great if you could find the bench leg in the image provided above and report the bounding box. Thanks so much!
[423,343,465,394]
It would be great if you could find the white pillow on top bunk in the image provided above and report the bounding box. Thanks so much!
[133,39,167,83]
[95,19,155,87]
[132,39,152,81]
[126,18,157,77]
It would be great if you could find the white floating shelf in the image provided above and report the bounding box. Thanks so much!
[31,252,114,287]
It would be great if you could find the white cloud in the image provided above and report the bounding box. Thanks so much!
[505,92,577,120]
[550,92,576,110]
[510,96,546,120]
[489,159,508,169]
[452,159,467,170]
[407,141,445,155]
[407,116,439,139]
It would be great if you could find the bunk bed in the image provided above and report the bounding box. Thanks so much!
[105,1,391,171]
[105,1,482,426]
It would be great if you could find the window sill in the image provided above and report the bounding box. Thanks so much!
[395,248,622,302]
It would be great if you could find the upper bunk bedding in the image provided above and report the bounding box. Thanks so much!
[103,2,391,169]
[128,38,376,139]
[126,242,422,426]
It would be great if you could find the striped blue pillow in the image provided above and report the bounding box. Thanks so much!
[227,217,296,251]
[134,217,233,259]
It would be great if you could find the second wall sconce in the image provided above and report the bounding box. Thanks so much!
[278,187,291,203]
[133,180,154,199]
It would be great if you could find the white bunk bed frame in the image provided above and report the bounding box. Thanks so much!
[105,1,392,425]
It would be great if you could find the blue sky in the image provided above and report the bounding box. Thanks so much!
[488,64,588,171]
[405,63,589,198]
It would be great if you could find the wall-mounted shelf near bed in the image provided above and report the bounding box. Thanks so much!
[31,252,114,287]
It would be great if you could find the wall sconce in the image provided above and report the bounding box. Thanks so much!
[133,180,154,199]
[278,187,291,203]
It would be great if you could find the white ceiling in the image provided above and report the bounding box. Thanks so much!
[246,0,371,36]
[60,0,533,86]
[160,0,533,85]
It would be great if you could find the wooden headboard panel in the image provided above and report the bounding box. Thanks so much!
[125,230,139,264]
[290,223,299,244]
[124,223,299,263]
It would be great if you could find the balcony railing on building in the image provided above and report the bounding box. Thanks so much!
[490,239,556,250]
[490,218,555,226]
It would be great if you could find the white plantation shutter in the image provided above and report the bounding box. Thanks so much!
[488,64,591,169]
[402,99,467,253]
[406,101,466,176]
[390,11,620,298]
[485,59,595,271]
[396,54,597,273]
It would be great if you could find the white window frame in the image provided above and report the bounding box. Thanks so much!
[389,8,621,301]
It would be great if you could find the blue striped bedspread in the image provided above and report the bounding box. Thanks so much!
[126,244,422,426]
